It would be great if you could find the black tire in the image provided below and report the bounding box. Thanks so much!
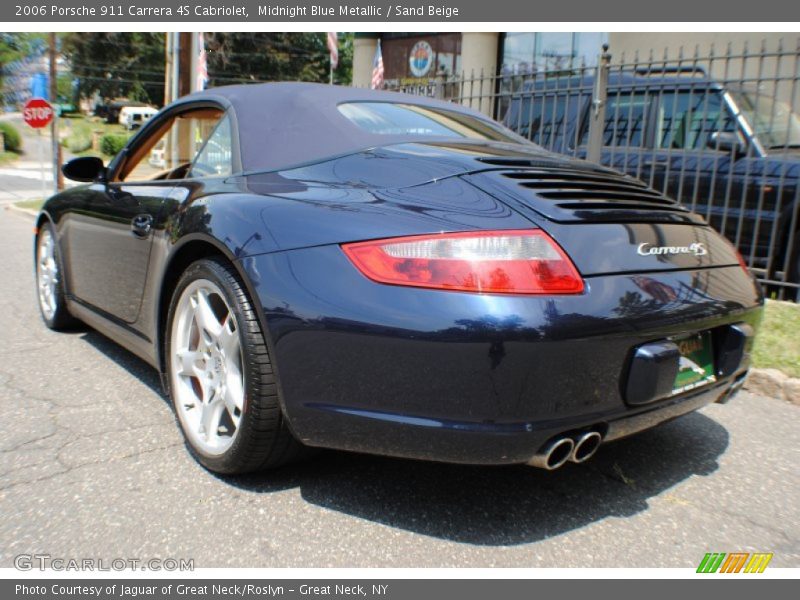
[35,221,79,330]
[165,256,307,474]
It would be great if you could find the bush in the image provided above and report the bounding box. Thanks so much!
[99,133,128,157]
[65,135,92,153]
[0,122,22,152]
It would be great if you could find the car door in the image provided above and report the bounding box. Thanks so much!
[64,105,226,324]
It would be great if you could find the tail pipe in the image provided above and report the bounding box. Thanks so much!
[527,437,575,470]
[528,431,604,470]
[569,431,602,464]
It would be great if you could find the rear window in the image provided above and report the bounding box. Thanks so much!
[337,102,520,143]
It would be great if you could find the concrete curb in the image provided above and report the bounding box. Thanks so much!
[5,203,38,220]
[744,368,800,406]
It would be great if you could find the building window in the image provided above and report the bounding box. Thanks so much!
[501,32,608,75]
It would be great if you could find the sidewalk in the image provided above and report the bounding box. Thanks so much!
[0,161,57,204]
[0,157,79,205]
[0,159,56,180]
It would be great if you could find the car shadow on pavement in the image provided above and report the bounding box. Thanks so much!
[227,411,729,546]
[77,329,167,401]
[74,325,730,547]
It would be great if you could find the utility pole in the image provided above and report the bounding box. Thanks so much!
[165,33,194,105]
[48,33,63,192]
[178,32,193,97]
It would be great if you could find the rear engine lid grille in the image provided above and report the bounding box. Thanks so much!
[476,157,609,169]
[466,166,704,225]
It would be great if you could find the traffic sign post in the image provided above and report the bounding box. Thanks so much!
[22,98,55,199]
[37,130,45,198]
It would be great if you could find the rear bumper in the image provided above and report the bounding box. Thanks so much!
[241,246,763,465]
[298,373,745,465]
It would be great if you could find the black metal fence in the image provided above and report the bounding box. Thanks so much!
[386,40,800,300]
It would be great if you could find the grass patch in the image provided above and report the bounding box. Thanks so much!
[0,150,20,166]
[752,300,800,378]
[73,149,105,159]
[59,115,129,159]
[13,198,44,211]
[59,114,127,138]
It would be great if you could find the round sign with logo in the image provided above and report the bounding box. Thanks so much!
[409,41,434,78]
[23,97,54,129]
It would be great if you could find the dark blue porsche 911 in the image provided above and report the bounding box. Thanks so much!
[35,83,763,474]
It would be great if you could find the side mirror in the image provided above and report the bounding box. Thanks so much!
[62,156,106,183]
[708,131,746,155]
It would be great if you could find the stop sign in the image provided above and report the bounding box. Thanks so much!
[23,97,54,129]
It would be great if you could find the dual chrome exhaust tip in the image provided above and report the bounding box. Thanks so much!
[527,431,603,470]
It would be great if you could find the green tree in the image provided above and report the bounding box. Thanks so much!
[58,33,356,110]
[56,74,76,103]
[332,33,354,86]
[61,32,166,106]
[0,33,47,100]
[0,33,45,67]
[204,33,353,86]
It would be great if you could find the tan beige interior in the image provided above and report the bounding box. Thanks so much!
[115,108,224,182]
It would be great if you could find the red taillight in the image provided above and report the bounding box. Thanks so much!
[341,229,584,295]
[735,249,750,272]
[721,235,750,272]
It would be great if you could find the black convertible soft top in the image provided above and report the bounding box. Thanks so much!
[181,82,523,173]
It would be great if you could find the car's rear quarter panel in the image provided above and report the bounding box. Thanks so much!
[242,243,762,464]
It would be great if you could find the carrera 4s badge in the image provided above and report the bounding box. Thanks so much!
[637,242,708,257]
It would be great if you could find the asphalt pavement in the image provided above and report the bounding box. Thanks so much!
[0,208,798,568]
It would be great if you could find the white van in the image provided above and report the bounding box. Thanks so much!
[149,139,166,169]
[119,106,158,130]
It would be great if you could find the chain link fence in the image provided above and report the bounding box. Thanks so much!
[386,40,800,300]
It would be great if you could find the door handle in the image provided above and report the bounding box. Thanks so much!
[131,214,153,237]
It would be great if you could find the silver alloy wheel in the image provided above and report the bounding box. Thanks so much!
[170,279,245,456]
[36,228,58,320]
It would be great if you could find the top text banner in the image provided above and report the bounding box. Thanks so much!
[4,0,800,22]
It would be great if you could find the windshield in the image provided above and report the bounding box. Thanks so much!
[338,102,523,144]
[729,90,800,148]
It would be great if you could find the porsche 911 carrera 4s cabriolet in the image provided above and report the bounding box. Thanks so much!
[35,83,763,474]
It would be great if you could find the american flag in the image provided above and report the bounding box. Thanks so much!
[371,40,384,89]
[196,32,208,91]
[326,32,338,70]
